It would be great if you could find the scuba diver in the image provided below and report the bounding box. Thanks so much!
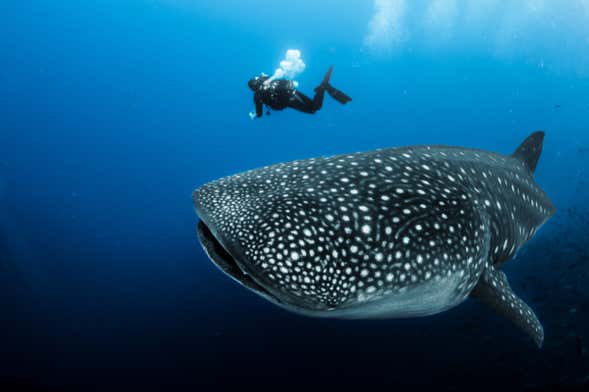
[248,66,351,118]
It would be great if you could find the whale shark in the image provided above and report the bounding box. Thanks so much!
[193,131,555,347]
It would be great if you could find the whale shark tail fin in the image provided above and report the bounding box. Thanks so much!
[511,131,545,174]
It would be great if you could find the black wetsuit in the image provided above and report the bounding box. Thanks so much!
[248,67,351,118]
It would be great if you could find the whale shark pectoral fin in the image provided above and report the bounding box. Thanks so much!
[472,265,544,348]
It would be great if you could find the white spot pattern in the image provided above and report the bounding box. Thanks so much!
[194,141,555,321]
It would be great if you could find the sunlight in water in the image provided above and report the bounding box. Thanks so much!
[364,0,589,73]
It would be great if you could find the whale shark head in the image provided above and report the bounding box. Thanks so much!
[194,169,342,313]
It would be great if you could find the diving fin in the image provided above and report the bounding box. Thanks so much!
[326,85,352,104]
[321,65,333,86]
[472,265,544,347]
[314,66,333,93]
[314,65,352,104]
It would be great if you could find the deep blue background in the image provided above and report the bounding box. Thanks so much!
[1,1,588,390]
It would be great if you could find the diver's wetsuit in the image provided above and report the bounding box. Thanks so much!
[248,66,351,118]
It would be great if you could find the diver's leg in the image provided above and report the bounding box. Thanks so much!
[311,87,327,111]
[289,92,316,113]
[288,66,338,114]
[290,87,328,113]
[307,66,333,111]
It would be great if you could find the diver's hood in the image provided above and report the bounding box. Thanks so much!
[248,75,269,91]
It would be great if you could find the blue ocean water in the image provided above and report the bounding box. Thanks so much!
[1,1,588,390]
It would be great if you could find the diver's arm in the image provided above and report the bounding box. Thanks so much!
[254,93,263,117]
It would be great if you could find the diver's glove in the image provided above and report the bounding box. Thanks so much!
[249,111,257,120]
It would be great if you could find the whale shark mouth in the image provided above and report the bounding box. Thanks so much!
[196,220,275,300]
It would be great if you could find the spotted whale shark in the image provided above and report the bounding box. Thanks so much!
[193,131,555,347]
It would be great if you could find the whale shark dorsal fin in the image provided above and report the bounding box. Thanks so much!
[472,265,544,348]
[511,131,545,174]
